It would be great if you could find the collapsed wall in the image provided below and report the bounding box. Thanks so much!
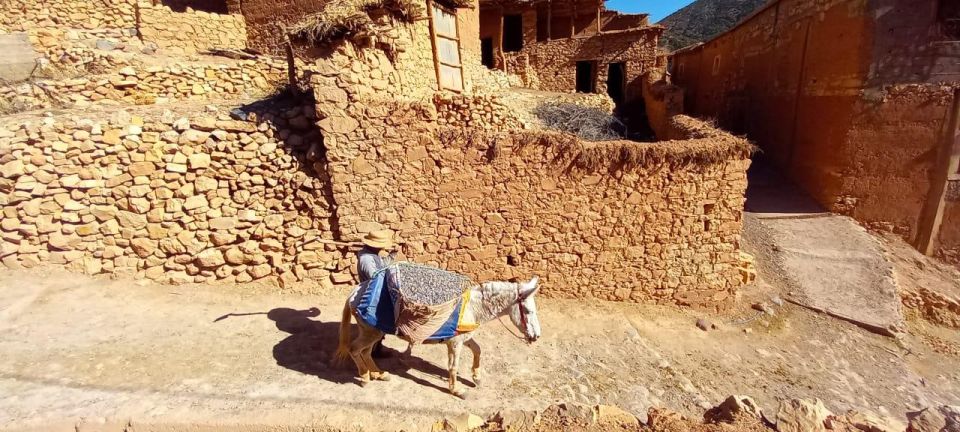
[305,12,752,308]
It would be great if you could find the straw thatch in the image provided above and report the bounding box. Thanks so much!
[437,115,755,173]
[290,0,474,45]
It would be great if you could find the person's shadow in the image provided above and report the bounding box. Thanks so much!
[216,307,470,392]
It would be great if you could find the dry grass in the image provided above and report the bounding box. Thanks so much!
[290,0,425,45]
[437,115,755,172]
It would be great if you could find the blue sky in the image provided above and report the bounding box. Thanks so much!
[605,0,696,23]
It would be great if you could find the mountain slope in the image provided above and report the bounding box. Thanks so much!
[658,0,769,52]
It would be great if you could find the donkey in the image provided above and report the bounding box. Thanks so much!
[333,277,542,397]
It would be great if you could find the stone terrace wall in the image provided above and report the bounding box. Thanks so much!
[0,104,351,288]
[139,3,247,54]
[3,58,288,113]
[240,0,329,55]
[0,0,137,35]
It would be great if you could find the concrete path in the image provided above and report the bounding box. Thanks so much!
[744,163,904,336]
[1,267,957,432]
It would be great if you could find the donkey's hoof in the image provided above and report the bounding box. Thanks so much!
[472,377,482,387]
[359,379,371,387]
[450,388,467,399]
[373,371,392,381]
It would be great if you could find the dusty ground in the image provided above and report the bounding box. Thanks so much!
[1,161,958,431]
[1,250,958,432]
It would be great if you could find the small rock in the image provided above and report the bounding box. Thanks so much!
[441,413,485,432]
[696,318,711,331]
[705,395,764,423]
[95,39,117,51]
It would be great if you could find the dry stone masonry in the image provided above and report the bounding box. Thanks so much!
[0,103,349,288]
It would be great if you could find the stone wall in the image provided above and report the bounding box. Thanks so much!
[513,28,662,101]
[670,0,960,263]
[306,15,753,308]
[240,0,328,55]
[139,3,247,54]
[0,0,137,35]
[3,58,288,113]
[0,102,350,288]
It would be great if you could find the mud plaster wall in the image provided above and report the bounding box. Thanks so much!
[307,18,751,308]
[139,3,247,54]
[670,0,960,261]
[642,73,684,140]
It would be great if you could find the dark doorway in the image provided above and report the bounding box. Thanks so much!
[536,3,549,41]
[606,62,626,103]
[576,61,596,93]
[481,37,495,69]
[503,14,524,52]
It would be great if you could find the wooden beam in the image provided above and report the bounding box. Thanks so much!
[596,3,601,34]
[570,0,575,37]
[916,87,960,255]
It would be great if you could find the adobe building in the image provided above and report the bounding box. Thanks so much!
[670,0,960,265]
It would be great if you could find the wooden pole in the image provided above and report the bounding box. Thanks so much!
[916,87,960,255]
[570,0,575,37]
[596,1,601,35]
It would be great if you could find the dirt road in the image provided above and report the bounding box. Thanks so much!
[0,262,957,431]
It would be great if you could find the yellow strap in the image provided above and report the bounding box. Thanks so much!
[456,289,479,333]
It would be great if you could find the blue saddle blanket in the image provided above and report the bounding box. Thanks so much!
[350,269,463,341]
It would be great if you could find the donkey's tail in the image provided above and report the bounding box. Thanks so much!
[331,299,352,368]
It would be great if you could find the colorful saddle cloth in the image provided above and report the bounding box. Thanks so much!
[350,269,477,341]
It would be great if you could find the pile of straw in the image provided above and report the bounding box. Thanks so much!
[533,102,626,142]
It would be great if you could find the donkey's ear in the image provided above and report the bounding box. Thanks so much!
[520,276,540,299]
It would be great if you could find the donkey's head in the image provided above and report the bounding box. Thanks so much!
[508,277,541,343]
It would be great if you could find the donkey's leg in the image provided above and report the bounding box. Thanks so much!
[446,341,465,397]
[464,338,482,387]
[361,338,391,381]
[350,326,381,386]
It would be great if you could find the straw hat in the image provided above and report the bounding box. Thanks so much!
[361,229,395,249]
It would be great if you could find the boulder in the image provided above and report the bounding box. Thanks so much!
[439,413,485,432]
[596,405,640,427]
[490,410,540,431]
[705,395,764,423]
[907,406,960,432]
[777,399,832,432]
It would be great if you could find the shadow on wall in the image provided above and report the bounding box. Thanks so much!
[158,0,229,13]
[744,155,828,215]
[232,90,344,242]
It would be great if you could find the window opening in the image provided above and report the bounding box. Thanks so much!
[576,60,596,93]
[503,14,524,52]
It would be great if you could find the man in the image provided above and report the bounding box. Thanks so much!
[356,229,396,358]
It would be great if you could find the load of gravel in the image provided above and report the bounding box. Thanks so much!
[386,263,471,343]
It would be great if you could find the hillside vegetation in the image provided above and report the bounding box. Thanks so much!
[658,0,769,52]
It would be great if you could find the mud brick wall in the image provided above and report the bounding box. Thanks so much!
[0,0,137,34]
[670,0,960,263]
[307,17,752,308]
[516,28,662,101]
[138,3,247,54]
[0,105,351,288]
